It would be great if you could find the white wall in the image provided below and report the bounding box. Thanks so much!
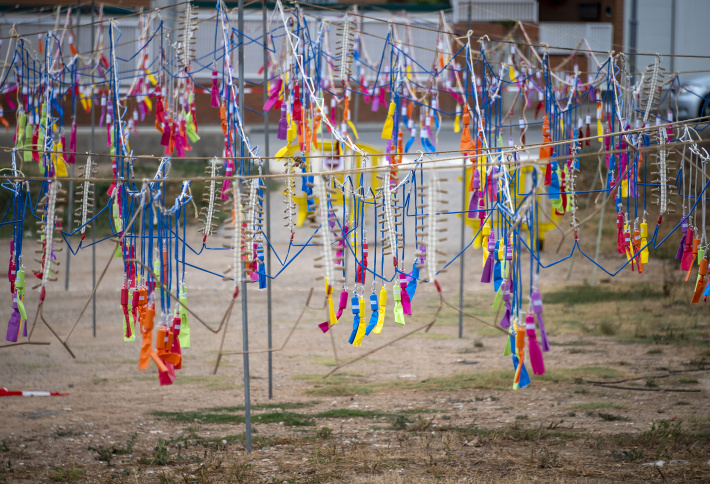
[624,0,710,81]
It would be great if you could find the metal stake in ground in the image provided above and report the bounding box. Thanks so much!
[262,0,274,400]
[91,0,97,338]
[238,0,252,454]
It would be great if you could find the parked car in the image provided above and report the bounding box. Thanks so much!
[671,74,710,121]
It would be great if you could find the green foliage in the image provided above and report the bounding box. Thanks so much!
[544,284,663,305]
[48,465,85,483]
[88,433,137,465]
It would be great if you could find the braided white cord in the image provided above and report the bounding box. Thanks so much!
[203,157,220,236]
[316,179,335,285]
[78,156,95,237]
[42,181,59,288]
[426,170,438,282]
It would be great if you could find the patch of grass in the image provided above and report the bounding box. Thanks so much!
[552,340,595,347]
[302,366,625,396]
[48,465,85,482]
[647,348,663,354]
[316,427,333,439]
[210,402,315,412]
[151,407,316,427]
[151,410,243,425]
[309,356,339,367]
[598,320,618,336]
[544,284,663,305]
[613,448,644,462]
[571,402,624,410]
[312,409,386,420]
[53,430,79,437]
[88,433,137,465]
[679,378,699,384]
[253,412,314,427]
[437,422,581,443]
[597,412,629,422]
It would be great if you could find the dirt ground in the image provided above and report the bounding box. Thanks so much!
[2,207,710,483]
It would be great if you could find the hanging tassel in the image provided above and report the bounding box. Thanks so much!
[481,238,495,283]
[526,313,545,375]
[356,240,368,284]
[400,273,412,315]
[692,257,707,304]
[640,220,649,265]
[121,285,133,340]
[676,221,688,260]
[392,284,405,325]
[277,103,288,140]
[169,314,183,370]
[348,294,361,344]
[405,129,416,152]
[326,279,338,327]
[67,122,77,165]
[513,327,526,389]
[381,101,395,139]
[616,213,626,255]
[460,104,475,153]
[499,281,511,329]
[530,290,550,352]
[374,286,388,334]
[319,288,348,333]
[453,104,461,133]
[210,70,220,107]
[685,236,701,279]
[680,226,695,271]
[493,253,503,292]
[263,78,283,112]
[512,349,531,389]
[6,294,21,342]
[365,293,379,335]
[292,84,302,126]
[353,297,368,346]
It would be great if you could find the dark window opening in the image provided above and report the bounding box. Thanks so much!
[580,3,601,21]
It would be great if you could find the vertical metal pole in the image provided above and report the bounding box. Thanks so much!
[262,0,273,400]
[458,3,472,339]
[629,0,638,82]
[64,4,79,292]
[91,0,97,337]
[65,167,74,290]
[238,0,252,453]
[591,191,607,286]
[669,0,676,74]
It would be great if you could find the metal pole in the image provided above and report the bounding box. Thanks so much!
[457,2,472,339]
[65,6,78,292]
[91,0,97,337]
[262,0,273,400]
[65,164,74,291]
[629,0,638,82]
[238,0,252,453]
[591,191,607,286]
[669,0,676,74]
